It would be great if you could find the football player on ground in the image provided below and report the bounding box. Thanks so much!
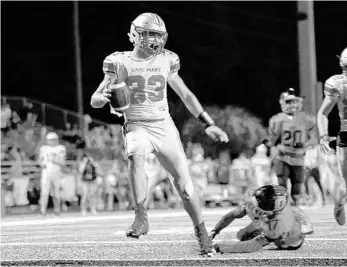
[91,13,228,256]
[268,89,318,205]
[210,185,314,253]
[38,132,66,216]
[317,47,347,226]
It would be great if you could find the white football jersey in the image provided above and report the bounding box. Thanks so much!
[39,145,66,173]
[324,74,347,131]
[103,49,180,121]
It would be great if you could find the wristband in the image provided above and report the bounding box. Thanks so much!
[319,134,329,140]
[197,111,215,129]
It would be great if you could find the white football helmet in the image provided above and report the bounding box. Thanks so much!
[279,88,303,116]
[128,13,168,55]
[339,47,347,68]
[46,132,59,146]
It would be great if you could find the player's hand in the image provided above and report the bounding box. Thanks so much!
[319,135,336,154]
[102,87,111,103]
[205,125,229,143]
[209,230,218,240]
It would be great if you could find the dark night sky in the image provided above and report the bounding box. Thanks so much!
[1,1,347,125]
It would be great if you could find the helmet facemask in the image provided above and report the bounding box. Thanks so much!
[338,48,347,73]
[254,185,289,220]
[279,89,303,116]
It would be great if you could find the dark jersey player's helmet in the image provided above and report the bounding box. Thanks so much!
[254,185,289,214]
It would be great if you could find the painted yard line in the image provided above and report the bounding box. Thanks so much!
[0,215,251,227]
[1,237,347,246]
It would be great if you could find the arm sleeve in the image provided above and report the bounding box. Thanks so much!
[213,206,247,233]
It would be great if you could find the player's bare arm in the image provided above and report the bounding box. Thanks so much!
[304,117,319,149]
[91,74,112,108]
[215,234,270,254]
[38,148,45,168]
[317,96,338,153]
[267,117,280,159]
[210,206,247,239]
[168,74,229,143]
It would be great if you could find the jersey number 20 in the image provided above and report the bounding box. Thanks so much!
[283,130,302,147]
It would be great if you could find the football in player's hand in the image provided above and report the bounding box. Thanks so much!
[108,82,130,112]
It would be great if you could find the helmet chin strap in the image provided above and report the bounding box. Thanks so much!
[132,44,153,59]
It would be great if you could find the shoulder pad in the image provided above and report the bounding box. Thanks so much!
[324,75,346,98]
[103,52,127,75]
[163,49,179,59]
[269,113,285,124]
[163,49,180,74]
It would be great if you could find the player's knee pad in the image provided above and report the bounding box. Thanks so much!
[124,129,152,158]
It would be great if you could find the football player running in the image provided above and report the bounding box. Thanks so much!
[317,47,347,226]
[268,89,318,205]
[38,132,66,216]
[91,13,228,256]
[210,185,314,253]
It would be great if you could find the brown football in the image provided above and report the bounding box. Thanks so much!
[108,82,131,112]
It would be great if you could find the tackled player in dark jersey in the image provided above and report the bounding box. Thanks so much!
[209,185,314,253]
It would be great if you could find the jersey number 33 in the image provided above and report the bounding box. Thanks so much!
[126,75,166,104]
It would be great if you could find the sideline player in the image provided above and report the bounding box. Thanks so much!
[38,132,66,216]
[210,185,314,253]
[317,47,347,226]
[91,13,229,256]
[268,89,318,205]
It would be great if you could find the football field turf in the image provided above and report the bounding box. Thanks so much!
[1,205,346,266]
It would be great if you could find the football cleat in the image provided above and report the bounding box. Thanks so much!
[292,206,314,235]
[126,204,149,238]
[194,222,216,257]
[334,194,346,226]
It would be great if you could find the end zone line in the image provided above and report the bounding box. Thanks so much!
[1,257,346,267]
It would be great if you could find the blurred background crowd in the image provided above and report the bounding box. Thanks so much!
[1,96,337,217]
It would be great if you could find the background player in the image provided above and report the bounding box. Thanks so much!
[210,185,314,253]
[90,13,229,256]
[317,47,347,226]
[38,132,66,216]
[268,88,318,205]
